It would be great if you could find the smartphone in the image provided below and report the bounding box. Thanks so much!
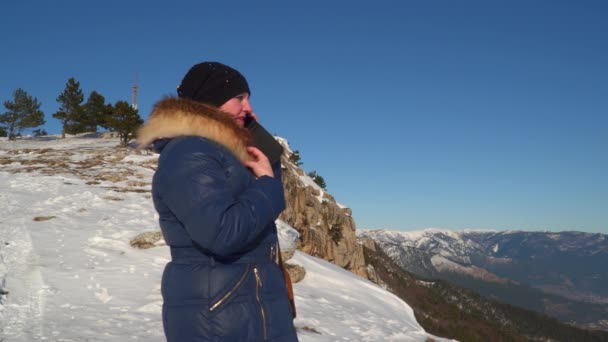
[244,114,284,165]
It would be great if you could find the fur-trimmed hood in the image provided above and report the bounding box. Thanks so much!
[136,97,253,162]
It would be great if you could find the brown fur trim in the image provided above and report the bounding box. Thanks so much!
[136,97,253,163]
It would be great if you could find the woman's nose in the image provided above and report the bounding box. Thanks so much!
[242,98,253,113]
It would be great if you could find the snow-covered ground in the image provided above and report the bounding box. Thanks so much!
[0,135,447,341]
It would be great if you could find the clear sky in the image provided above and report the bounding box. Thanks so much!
[1,1,606,233]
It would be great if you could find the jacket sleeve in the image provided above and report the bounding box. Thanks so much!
[159,137,285,258]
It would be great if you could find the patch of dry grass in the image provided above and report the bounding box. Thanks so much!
[113,188,150,193]
[95,171,134,183]
[126,180,149,187]
[73,156,105,169]
[2,145,157,195]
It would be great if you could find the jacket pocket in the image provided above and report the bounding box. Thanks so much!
[209,264,251,312]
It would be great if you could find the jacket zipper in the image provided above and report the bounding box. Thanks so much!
[254,266,268,340]
[210,264,251,312]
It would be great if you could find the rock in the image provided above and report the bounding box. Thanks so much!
[33,216,57,221]
[281,248,296,261]
[285,263,306,283]
[358,237,377,251]
[130,231,164,249]
[366,264,386,287]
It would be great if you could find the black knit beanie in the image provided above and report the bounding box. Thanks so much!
[177,62,250,107]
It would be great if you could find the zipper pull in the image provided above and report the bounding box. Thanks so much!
[275,243,280,264]
[254,267,263,287]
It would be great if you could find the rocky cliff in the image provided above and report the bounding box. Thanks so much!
[276,138,368,278]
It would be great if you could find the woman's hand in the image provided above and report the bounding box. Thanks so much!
[245,147,274,178]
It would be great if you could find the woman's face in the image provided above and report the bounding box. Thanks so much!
[219,93,252,127]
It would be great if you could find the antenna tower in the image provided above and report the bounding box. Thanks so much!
[132,72,138,110]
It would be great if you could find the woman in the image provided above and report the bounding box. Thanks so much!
[137,62,298,341]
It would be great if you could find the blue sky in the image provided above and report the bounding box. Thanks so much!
[1,1,606,233]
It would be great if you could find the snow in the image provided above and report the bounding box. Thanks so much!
[359,228,449,244]
[430,255,461,272]
[0,136,448,342]
[121,154,158,163]
[276,219,300,250]
[290,252,443,342]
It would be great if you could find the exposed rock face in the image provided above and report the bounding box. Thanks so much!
[365,264,386,288]
[358,237,377,252]
[277,139,368,279]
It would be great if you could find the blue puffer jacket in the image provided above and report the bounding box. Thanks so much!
[138,98,298,342]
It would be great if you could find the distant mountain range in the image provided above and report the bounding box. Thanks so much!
[361,238,608,341]
[359,229,608,331]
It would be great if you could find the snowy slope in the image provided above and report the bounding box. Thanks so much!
[0,136,447,342]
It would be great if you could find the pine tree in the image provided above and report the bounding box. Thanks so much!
[106,101,143,146]
[0,88,45,140]
[0,126,7,137]
[82,91,108,133]
[307,171,327,189]
[53,77,84,138]
[289,150,303,166]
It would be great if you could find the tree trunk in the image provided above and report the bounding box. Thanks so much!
[8,123,15,141]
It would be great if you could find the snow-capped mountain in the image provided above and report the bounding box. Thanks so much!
[359,228,608,331]
[0,135,447,342]
[358,229,501,281]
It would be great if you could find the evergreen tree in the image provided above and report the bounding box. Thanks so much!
[82,91,108,132]
[0,126,7,137]
[0,88,45,140]
[53,77,84,138]
[289,150,303,166]
[106,101,143,146]
[307,171,327,189]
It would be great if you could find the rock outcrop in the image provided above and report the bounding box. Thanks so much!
[130,231,165,249]
[277,138,368,278]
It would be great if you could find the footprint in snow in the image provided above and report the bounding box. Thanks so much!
[95,288,112,303]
